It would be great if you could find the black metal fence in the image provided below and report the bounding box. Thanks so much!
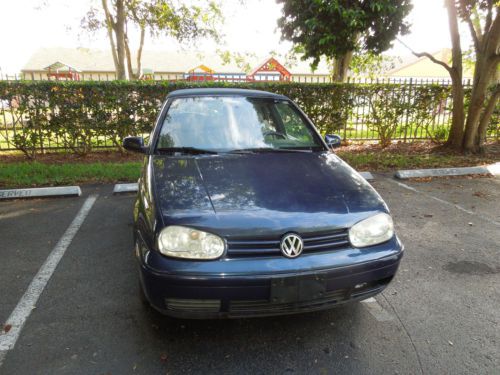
[1,70,473,85]
[0,78,498,154]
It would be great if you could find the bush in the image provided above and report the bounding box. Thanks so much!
[363,85,411,147]
[0,80,456,158]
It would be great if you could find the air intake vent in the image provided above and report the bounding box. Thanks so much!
[165,298,221,313]
[230,289,348,313]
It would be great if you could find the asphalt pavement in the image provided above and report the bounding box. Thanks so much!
[0,175,499,375]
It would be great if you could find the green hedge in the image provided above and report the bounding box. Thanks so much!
[0,80,497,158]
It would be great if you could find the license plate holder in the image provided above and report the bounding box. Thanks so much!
[271,274,326,304]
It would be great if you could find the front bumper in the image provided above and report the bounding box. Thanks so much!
[137,236,403,318]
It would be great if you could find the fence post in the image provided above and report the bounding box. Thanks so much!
[403,78,413,142]
[0,95,8,149]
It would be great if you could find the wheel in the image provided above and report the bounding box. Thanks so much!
[138,280,149,306]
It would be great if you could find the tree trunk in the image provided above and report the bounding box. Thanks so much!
[124,32,134,79]
[462,13,500,153]
[444,0,465,150]
[114,0,127,80]
[102,0,119,78]
[136,26,146,80]
[332,51,354,82]
[462,55,494,152]
[477,86,500,148]
[447,76,466,149]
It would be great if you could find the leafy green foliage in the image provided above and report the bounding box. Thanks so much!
[143,0,222,42]
[276,0,413,69]
[81,0,223,79]
[350,52,401,78]
[362,85,411,147]
[0,80,457,157]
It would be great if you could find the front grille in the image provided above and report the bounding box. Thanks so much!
[226,228,349,257]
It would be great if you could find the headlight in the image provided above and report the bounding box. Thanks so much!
[349,213,394,248]
[157,226,225,259]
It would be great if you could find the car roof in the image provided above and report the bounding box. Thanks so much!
[166,88,288,100]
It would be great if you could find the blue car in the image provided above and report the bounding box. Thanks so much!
[124,88,403,318]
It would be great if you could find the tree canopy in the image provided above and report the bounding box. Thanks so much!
[82,0,222,79]
[276,0,413,81]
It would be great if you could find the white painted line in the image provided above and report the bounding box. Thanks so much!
[0,186,81,200]
[359,171,374,181]
[361,297,394,322]
[0,195,98,366]
[391,180,500,227]
[486,162,500,176]
[395,166,489,179]
[113,183,138,194]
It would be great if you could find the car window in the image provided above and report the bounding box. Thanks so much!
[156,96,322,151]
[275,102,316,144]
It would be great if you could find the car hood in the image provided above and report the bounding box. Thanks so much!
[152,152,387,236]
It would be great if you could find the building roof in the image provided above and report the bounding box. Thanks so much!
[22,47,332,75]
[44,61,80,72]
[249,57,291,77]
[385,49,473,79]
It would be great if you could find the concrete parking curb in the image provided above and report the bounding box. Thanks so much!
[0,186,81,200]
[394,166,491,179]
[359,171,374,181]
[486,162,500,176]
[113,183,139,194]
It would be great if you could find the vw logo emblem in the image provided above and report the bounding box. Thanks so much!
[280,233,304,258]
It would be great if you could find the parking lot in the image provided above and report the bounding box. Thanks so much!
[0,175,499,375]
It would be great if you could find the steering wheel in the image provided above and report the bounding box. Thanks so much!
[263,130,287,139]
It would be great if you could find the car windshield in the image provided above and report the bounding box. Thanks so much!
[156,96,324,152]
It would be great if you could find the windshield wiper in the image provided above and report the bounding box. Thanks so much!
[156,147,218,155]
[228,147,312,154]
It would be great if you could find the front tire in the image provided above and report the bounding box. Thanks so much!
[138,280,149,306]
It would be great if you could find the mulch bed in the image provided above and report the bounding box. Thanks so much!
[0,150,143,164]
[0,141,498,165]
[339,140,500,158]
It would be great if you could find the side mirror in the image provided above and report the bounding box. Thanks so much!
[325,134,342,149]
[123,136,146,153]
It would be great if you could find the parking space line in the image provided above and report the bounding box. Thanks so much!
[389,180,500,227]
[0,195,98,367]
[361,297,394,322]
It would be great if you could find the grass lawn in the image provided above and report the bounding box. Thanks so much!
[0,161,141,188]
[0,142,498,188]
